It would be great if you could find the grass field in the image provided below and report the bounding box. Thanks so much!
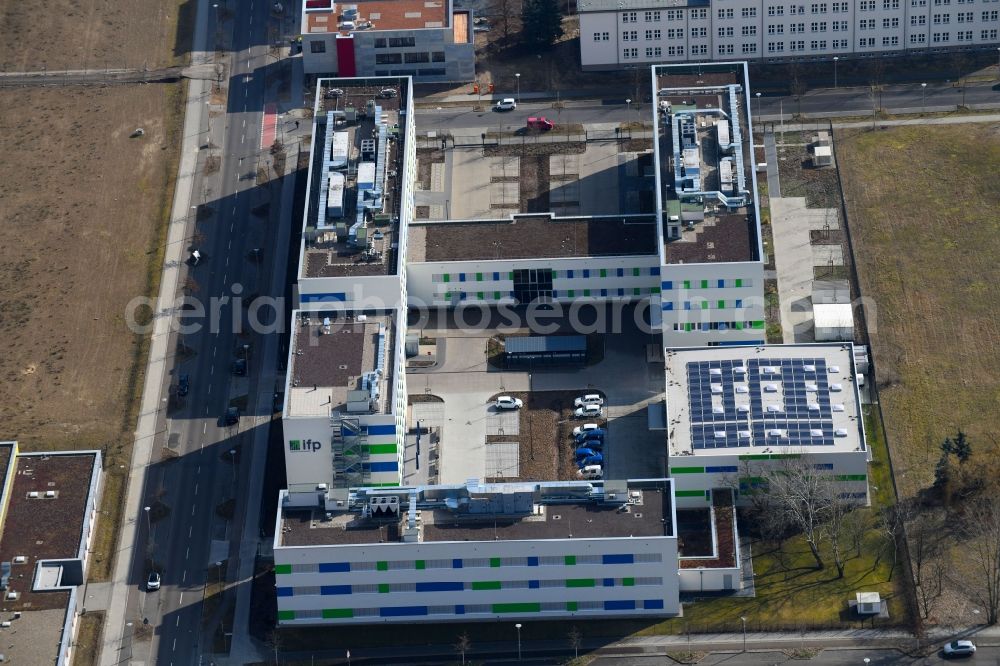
[835,123,1000,499]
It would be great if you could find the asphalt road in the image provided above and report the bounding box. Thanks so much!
[413,80,1000,130]
[118,1,284,664]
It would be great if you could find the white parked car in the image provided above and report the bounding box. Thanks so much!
[943,640,976,657]
[495,396,523,410]
[577,465,603,480]
[574,404,602,419]
[494,98,517,111]
[146,572,161,591]
[574,394,604,408]
[572,423,600,437]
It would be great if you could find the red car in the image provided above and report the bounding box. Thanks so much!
[526,116,554,131]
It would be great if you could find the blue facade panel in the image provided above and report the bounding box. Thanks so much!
[380,606,429,617]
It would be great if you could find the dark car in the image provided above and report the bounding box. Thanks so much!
[273,391,285,413]
[232,358,247,376]
[176,374,190,397]
[224,406,240,426]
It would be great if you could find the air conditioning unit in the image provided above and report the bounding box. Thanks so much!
[11,557,25,565]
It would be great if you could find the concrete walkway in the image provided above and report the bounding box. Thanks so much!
[769,197,819,343]
[762,128,781,198]
[777,111,1000,130]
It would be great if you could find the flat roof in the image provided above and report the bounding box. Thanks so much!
[302,0,450,33]
[407,214,658,262]
[287,312,395,417]
[579,0,708,10]
[654,64,761,265]
[665,344,866,457]
[302,79,409,279]
[280,481,673,547]
[0,449,101,666]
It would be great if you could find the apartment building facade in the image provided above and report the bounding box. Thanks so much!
[578,0,1000,69]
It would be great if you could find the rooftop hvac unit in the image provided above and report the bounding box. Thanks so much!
[4,592,17,601]
[45,490,56,498]
[11,557,25,565]
[27,492,38,499]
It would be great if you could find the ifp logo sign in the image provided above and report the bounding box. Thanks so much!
[288,439,322,452]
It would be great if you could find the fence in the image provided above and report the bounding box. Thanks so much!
[416,128,653,150]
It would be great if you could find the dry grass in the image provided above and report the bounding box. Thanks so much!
[0,0,188,595]
[836,124,1000,499]
[72,611,106,666]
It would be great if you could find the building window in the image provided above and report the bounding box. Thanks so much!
[768,40,785,50]
[690,26,707,37]
[911,32,927,42]
[404,52,430,63]
[388,36,417,47]
[309,41,326,53]
[742,24,757,35]
[692,8,707,19]
[956,29,972,40]
[374,38,387,48]
[512,269,553,303]
[957,11,973,21]
[645,29,661,39]
[811,21,827,31]
[645,10,661,20]
[432,51,446,62]
[622,11,637,22]
[646,46,662,57]
[742,7,758,16]
[717,7,735,18]
[742,42,758,52]
[376,53,403,64]
[768,24,784,33]
[912,0,927,6]
[718,43,735,54]
[622,30,638,40]
[623,47,639,59]
[668,28,683,38]
[692,44,708,54]
[911,14,926,24]
[593,31,610,40]
[668,45,685,55]
[719,26,735,36]
[667,9,684,20]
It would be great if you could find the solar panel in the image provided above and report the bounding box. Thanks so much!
[686,357,837,448]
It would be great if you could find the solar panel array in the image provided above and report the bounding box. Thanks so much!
[687,357,840,449]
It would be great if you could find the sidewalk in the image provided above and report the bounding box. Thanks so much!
[773,111,1000,130]
[271,625,1000,665]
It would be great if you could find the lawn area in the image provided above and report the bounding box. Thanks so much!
[835,124,1000,499]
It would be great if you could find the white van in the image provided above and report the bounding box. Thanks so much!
[494,98,517,111]
[577,465,603,480]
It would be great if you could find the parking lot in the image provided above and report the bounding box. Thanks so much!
[405,306,667,484]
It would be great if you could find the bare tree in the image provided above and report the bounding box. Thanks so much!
[568,625,582,660]
[821,479,851,578]
[490,0,520,43]
[961,496,1000,624]
[757,459,832,569]
[454,631,472,664]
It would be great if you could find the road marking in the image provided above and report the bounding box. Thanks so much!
[191,505,196,516]
[180,592,184,605]
[210,365,214,376]
[197,466,201,474]
[176,616,181,627]
[194,483,199,496]
[189,526,193,538]
[223,273,228,283]
[232,205,237,215]
[172,638,177,652]
[228,240,232,250]
[245,86,248,98]
[182,570,187,583]
[203,423,207,435]
[230,222,234,232]
[213,346,217,357]
[242,118,246,128]
[241,133,245,144]
[185,547,190,560]
[207,384,212,395]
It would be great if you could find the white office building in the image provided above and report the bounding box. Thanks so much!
[665,344,871,508]
[578,0,1000,69]
[300,0,475,82]
[274,479,681,625]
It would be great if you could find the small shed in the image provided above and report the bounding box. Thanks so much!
[504,335,587,367]
[856,592,881,615]
[814,303,854,342]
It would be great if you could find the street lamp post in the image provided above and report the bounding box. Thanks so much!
[740,616,747,652]
[755,92,762,125]
[515,623,522,661]
[921,82,927,113]
[143,505,151,534]
[515,73,521,105]
[229,448,237,487]
[833,56,839,89]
